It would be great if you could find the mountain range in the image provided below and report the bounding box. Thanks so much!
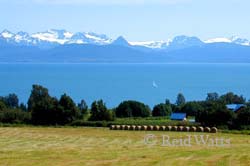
[1,29,250,63]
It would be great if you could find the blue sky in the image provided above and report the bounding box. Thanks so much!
[0,0,250,41]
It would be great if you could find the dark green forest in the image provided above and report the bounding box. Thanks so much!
[0,84,250,130]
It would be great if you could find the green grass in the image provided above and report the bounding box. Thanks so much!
[221,130,250,135]
[0,127,250,166]
[71,117,200,127]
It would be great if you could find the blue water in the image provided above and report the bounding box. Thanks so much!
[0,63,249,108]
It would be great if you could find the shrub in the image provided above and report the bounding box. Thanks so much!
[236,107,250,126]
[0,109,31,124]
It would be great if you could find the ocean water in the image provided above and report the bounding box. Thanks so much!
[0,63,250,108]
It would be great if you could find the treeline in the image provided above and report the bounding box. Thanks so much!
[0,85,250,130]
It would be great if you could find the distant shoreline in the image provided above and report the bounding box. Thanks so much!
[1,62,250,65]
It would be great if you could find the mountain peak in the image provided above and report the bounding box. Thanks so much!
[172,35,202,43]
[16,31,29,36]
[112,36,129,46]
[168,35,204,50]
[0,29,14,38]
[1,29,250,48]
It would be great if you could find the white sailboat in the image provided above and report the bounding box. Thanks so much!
[152,81,158,88]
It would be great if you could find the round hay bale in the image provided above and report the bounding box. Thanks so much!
[141,125,147,131]
[120,125,126,130]
[171,126,178,131]
[177,126,184,131]
[147,125,154,131]
[183,126,190,132]
[110,125,115,130]
[166,126,172,131]
[135,126,141,130]
[130,125,136,130]
[190,126,197,132]
[153,125,160,131]
[124,125,130,130]
[197,127,204,132]
[204,127,211,133]
[211,127,218,133]
[159,126,166,131]
[115,125,121,130]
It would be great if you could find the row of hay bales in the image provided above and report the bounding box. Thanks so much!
[110,125,218,133]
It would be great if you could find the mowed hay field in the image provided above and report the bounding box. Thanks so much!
[0,127,250,166]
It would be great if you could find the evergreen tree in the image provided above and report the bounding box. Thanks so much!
[176,93,186,106]
[59,93,80,124]
[27,85,56,125]
[206,92,219,101]
[90,100,114,121]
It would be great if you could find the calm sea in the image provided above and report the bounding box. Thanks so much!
[0,63,249,108]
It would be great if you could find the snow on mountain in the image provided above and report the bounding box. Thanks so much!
[204,36,250,46]
[0,29,113,46]
[30,29,112,45]
[129,36,203,49]
[230,36,250,46]
[204,38,232,43]
[67,32,112,45]
[63,31,74,38]
[84,32,112,44]
[129,40,171,49]
[12,31,34,45]
[1,29,250,49]
[1,30,14,38]
[67,32,87,44]
[31,29,70,44]
[0,30,35,46]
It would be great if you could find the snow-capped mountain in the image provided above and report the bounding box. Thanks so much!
[0,30,14,39]
[129,40,171,49]
[31,29,71,44]
[0,29,112,47]
[68,32,111,45]
[31,29,112,45]
[2,29,250,63]
[205,36,250,46]
[130,36,250,49]
[167,35,204,50]
[129,36,204,50]
[1,29,250,49]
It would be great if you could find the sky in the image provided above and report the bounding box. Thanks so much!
[0,0,250,41]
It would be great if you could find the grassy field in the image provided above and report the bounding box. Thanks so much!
[0,127,249,166]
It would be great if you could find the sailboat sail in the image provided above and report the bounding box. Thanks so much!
[152,81,158,88]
